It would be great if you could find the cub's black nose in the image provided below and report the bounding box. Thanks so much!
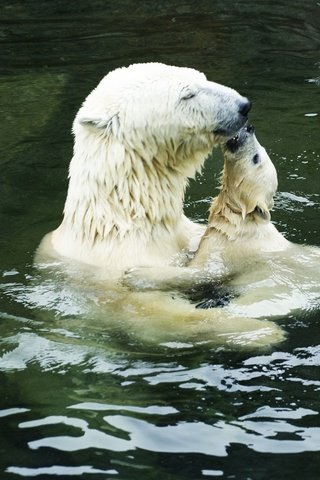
[239,99,252,116]
[246,124,255,134]
[226,135,240,153]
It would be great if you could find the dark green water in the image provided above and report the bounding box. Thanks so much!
[0,1,320,479]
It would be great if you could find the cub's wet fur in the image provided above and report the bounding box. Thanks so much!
[125,125,320,333]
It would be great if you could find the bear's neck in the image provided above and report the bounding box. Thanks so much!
[206,184,259,240]
[60,132,203,245]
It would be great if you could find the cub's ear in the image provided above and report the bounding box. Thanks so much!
[78,114,120,135]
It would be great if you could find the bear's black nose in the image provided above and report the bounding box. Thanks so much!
[239,99,252,116]
[246,124,255,134]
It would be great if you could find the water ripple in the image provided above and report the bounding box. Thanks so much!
[7,465,118,477]
[17,408,320,456]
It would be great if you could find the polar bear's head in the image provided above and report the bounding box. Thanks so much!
[74,63,250,158]
[222,125,278,222]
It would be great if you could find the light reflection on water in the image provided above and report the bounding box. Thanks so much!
[14,405,319,455]
[1,320,320,477]
[1,0,320,479]
[1,314,320,478]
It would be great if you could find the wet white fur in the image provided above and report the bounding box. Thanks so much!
[35,65,285,348]
[38,63,248,270]
[190,131,288,269]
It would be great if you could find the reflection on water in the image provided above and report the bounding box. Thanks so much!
[1,286,320,477]
[1,0,320,479]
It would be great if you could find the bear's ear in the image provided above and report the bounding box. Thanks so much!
[78,114,120,135]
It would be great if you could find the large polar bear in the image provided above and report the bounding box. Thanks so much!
[38,63,251,271]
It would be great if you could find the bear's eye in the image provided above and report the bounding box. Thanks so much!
[181,91,196,100]
[252,154,260,165]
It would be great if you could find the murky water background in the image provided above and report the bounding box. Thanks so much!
[0,1,320,478]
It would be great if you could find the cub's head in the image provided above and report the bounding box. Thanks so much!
[221,125,278,222]
[74,63,250,165]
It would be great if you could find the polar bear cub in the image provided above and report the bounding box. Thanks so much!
[37,63,251,271]
[190,124,289,271]
[126,125,320,323]
[194,125,320,319]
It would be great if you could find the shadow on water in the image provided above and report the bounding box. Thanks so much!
[0,1,320,479]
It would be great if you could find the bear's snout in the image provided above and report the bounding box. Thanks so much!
[213,97,251,138]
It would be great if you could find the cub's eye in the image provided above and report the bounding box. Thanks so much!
[252,154,260,164]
